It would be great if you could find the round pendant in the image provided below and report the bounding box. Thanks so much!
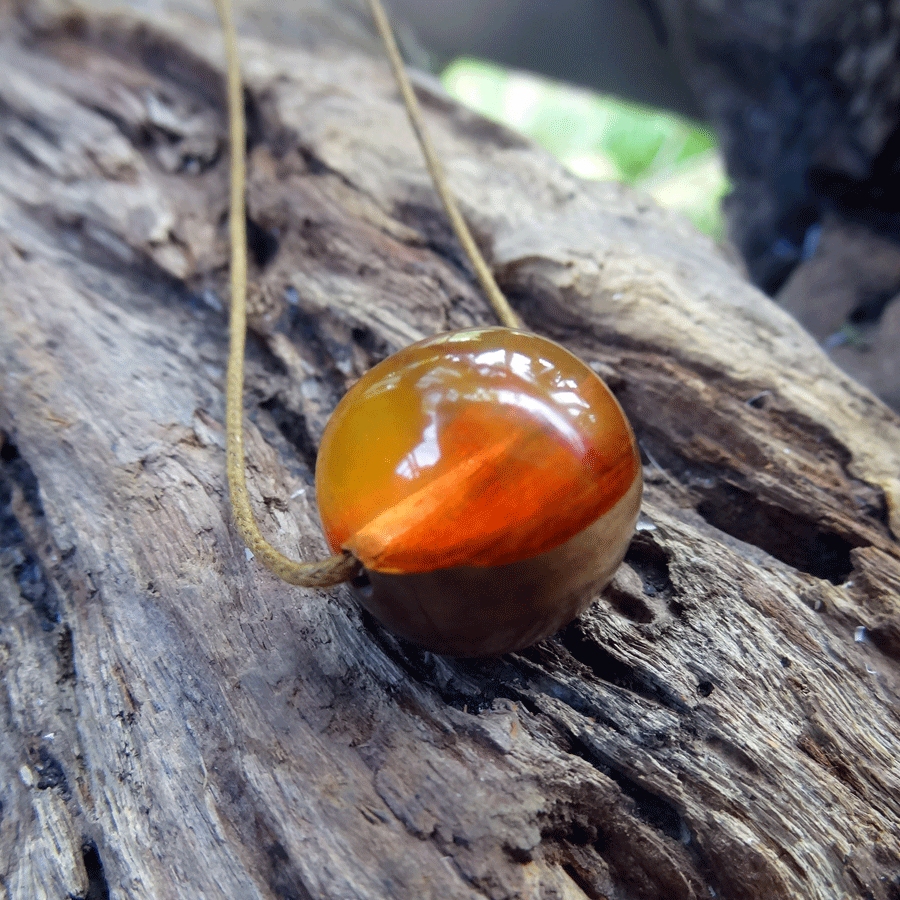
[315,327,642,656]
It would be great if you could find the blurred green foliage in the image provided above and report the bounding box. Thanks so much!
[442,58,728,238]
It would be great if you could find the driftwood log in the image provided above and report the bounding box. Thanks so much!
[2,2,899,898]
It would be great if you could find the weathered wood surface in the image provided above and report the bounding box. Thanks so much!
[1,2,899,898]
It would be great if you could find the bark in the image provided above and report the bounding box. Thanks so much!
[1,2,899,899]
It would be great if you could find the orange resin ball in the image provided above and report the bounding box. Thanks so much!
[315,327,642,656]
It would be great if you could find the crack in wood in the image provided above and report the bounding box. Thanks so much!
[76,838,110,900]
[0,441,62,630]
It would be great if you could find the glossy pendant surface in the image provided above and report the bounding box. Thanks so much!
[315,327,642,655]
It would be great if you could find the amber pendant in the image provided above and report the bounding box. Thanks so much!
[315,327,642,656]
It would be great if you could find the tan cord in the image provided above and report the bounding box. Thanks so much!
[365,0,522,330]
[215,0,520,586]
[215,0,361,587]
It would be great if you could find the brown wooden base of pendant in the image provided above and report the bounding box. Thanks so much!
[353,475,643,656]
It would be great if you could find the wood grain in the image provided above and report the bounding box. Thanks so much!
[1,2,899,898]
